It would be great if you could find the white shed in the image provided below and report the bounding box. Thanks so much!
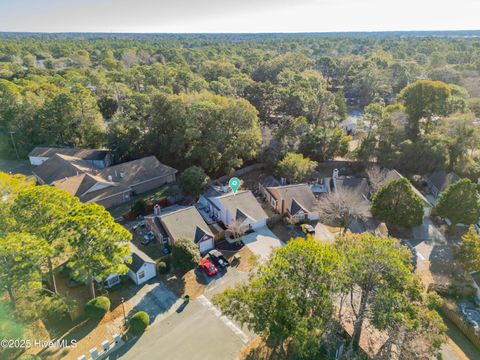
[127,243,157,285]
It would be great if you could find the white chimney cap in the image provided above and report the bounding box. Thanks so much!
[101,340,110,351]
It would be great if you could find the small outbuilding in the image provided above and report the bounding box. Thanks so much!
[127,243,157,285]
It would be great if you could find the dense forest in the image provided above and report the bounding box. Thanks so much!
[1,32,480,177]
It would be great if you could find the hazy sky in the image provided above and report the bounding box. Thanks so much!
[1,0,479,33]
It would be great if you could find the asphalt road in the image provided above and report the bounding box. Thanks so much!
[113,299,251,360]
[112,267,252,360]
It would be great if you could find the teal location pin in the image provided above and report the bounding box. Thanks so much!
[229,177,241,194]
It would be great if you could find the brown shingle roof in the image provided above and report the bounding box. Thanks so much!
[267,184,318,213]
[32,154,95,184]
[51,173,130,203]
[99,156,177,187]
[29,147,110,160]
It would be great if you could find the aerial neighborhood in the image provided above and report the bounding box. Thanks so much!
[2,30,480,360]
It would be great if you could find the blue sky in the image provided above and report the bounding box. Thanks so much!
[1,0,479,33]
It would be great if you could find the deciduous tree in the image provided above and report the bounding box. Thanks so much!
[213,239,340,358]
[276,152,317,183]
[455,226,480,272]
[179,166,209,199]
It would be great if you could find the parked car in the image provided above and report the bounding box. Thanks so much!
[208,249,230,269]
[141,231,155,245]
[300,224,315,235]
[199,259,218,276]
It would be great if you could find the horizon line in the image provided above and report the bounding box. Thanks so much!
[1,29,480,35]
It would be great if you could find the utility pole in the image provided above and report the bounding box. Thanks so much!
[9,131,19,160]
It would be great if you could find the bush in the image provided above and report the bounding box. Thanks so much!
[171,237,201,271]
[130,311,150,334]
[157,261,170,274]
[132,199,148,216]
[85,296,110,319]
[179,166,209,198]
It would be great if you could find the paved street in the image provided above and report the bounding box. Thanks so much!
[113,266,252,360]
[113,298,253,360]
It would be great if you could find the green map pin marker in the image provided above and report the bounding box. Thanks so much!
[229,177,241,194]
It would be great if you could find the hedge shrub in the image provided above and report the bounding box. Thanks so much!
[85,296,110,319]
[157,261,170,274]
[130,311,150,334]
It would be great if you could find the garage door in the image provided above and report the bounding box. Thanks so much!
[199,238,214,254]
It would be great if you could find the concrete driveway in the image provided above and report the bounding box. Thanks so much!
[241,227,284,260]
[125,281,182,326]
[412,217,453,281]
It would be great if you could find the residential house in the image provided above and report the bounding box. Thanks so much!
[258,176,281,204]
[34,154,177,209]
[333,176,370,199]
[265,184,320,221]
[145,206,215,254]
[199,190,269,230]
[426,170,460,198]
[127,242,157,285]
[28,146,112,168]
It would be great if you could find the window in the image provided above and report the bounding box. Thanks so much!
[138,271,145,279]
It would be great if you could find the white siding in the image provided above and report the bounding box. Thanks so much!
[127,262,156,285]
[308,212,320,221]
[249,218,266,230]
[199,237,214,254]
[29,156,49,166]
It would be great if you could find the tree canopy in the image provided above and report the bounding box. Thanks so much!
[435,178,480,226]
[371,177,424,228]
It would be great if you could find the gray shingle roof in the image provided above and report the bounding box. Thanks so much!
[128,242,155,273]
[335,177,369,196]
[156,206,213,242]
[216,190,268,222]
[428,171,460,193]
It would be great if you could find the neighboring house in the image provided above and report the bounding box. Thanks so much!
[333,176,370,200]
[28,146,112,168]
[382,169,433,217]
[33,154,96,185]
[258,176,281,204]
[127,242,157,285]
[34,154,177,209]
[145,206,215,254]
[101,273,122,289]
[265,184,320,221]
[199,190,269,230]
[51,173,132,209]
[426,170,460,198]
